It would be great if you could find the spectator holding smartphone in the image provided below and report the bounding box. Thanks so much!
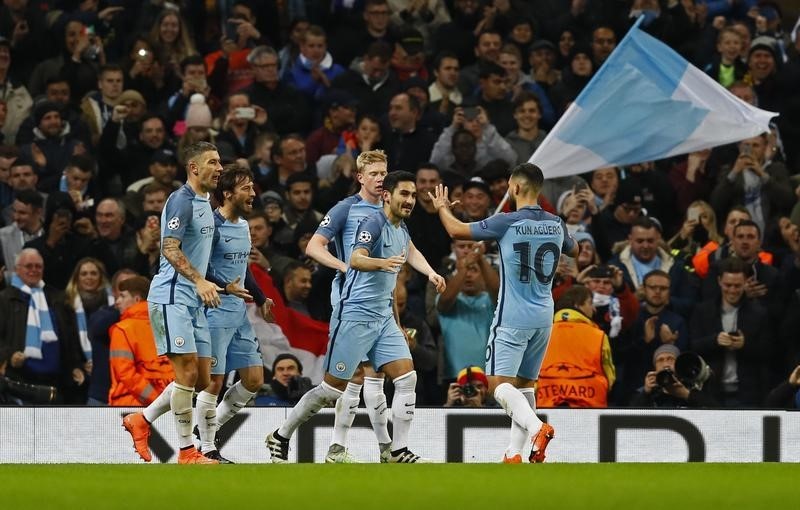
[690,257,769,407]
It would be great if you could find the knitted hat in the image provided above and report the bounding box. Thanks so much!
[34,100,61,125]
[185,93,212,129]
[749,36,779,61]
[653,344,680,364]
[573,231,595,247]
[456,366,489,387]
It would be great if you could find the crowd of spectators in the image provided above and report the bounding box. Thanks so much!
[1,0,799,409]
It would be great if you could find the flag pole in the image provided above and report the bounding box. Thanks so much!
[493,16,646,216]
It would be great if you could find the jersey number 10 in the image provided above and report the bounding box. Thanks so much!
[513,241,560,284]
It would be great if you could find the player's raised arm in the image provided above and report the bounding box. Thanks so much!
[162,237,222,307]
[429,184,473,240]
[406,241,446,293]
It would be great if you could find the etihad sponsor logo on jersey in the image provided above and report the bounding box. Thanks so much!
[223,251,249,262]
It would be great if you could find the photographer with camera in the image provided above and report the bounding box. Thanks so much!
[444,365,490,408]
[257,353,313,406]
[630,344,718,408]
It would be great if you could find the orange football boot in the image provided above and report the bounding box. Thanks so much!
[122,412,152,462]
[529,423,555,463]
[178,446,220,464]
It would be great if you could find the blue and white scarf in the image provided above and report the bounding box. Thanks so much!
[73,290,114,362]
[12,274,57,360]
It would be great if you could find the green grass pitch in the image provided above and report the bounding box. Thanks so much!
[1,464,795,510]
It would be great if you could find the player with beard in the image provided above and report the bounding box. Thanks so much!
[304,150,393,463]
[267,171,446,463]
[430,163,577,463]
[194,164,275,463]
[123,142,224,464]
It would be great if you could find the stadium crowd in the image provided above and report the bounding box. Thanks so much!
[0,0,799,410]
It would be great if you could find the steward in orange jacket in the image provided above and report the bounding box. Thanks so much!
[108,278,174,406]
[537,286,616,408]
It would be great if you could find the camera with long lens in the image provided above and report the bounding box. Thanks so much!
[0,376,58,404]
[674,352,711,390]
[655,352,712,391]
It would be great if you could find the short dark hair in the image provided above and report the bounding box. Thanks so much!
[478,60,506,80]
[272,353,302,374]
[0,144,19,159]
[476,28,502,46]
[433,50,458,70]
[246,210,269,225]
[632,216,659,231]
[180,55,206,73]
[44,76,69,88]
[215,163,254,204]
[555,285,592,311]
[510,162,544,190]
[99,64,124,77]
[14,189,44,210]
[395,92,421,113]
[382,171,416,193]
[513,90,542,112]
[285,172,315,192]
[141,182,172,197]
[181,141,218,168]
[643,269,670,285]
[733,219,761,237]
[415,162,440,175]
[365,40,392,61]
[118,276,151,299]
[140,113,165,127]
[718,256,748,277]
[273,134,305,161]
[67,154,94,174]
[283,260,311,283]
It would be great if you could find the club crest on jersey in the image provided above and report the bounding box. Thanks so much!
[174,336,185,347]
[167,217,180,230]
[335,362,346,372]
[480,220,488,230]
[320,215,331,227]
[357,231,372,243]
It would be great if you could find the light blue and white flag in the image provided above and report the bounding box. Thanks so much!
[530,19,777,179]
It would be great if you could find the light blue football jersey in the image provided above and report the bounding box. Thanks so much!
[315,195,383,313]
[469,206,575,328]
[149,184,215,306]
[206,210,251,325]
[339,209,410,322]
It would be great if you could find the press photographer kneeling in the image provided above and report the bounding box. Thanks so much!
[630,344,718,407]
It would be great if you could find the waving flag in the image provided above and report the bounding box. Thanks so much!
[530,18,777,179]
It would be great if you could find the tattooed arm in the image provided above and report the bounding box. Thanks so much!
[162,237,221,307]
